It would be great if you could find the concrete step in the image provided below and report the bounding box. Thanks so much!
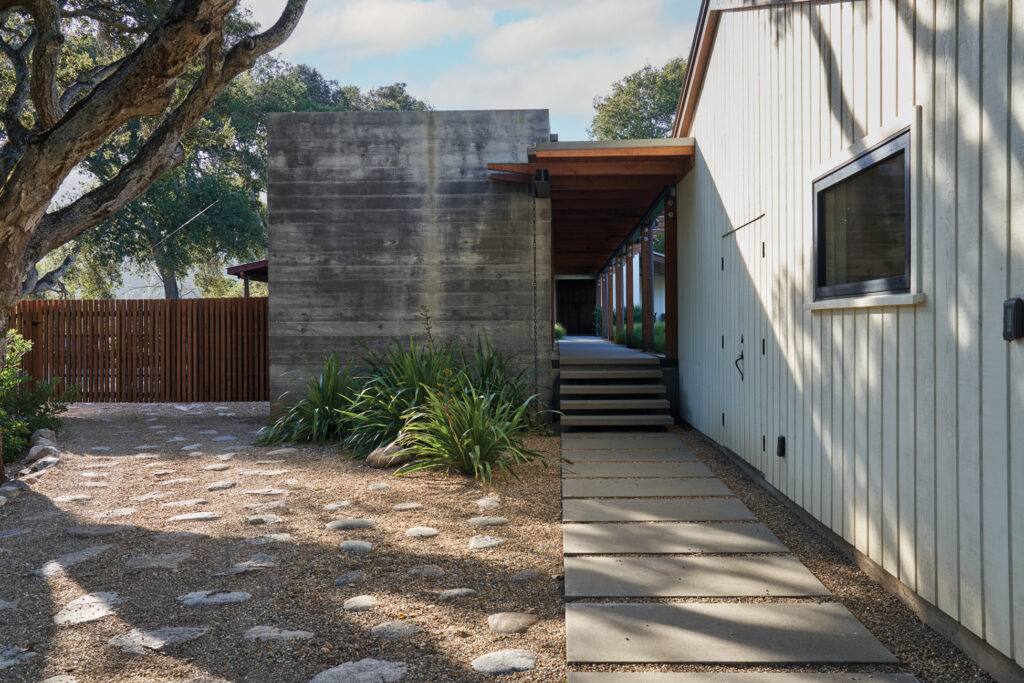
[562,461,714,478]
[559,384,667,395]
[560,355,660,366]
[563,522,786,555]
[560,414,673,427]
[560,369,664,380]
[560,399,670,411]
[567,674,918,682]
[562,497,755,522]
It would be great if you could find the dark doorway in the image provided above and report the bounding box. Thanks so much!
[556,279,597,335]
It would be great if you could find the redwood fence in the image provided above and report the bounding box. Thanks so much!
[12,298,268,402]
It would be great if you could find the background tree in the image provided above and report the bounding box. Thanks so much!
[588,57,687,140]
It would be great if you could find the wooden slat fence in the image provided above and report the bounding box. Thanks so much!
[11,298,268,402]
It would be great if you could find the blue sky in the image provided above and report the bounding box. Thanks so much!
[243,0,700,140]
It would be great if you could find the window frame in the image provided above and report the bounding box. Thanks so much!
[812,129,912,301]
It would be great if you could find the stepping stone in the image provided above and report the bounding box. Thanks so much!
[439,588,476,600]
[393,502,422,511]
[0,645,36,670]
[217,553,277,575]
[247,533,292,545]
[80,472,108,478]
[510,569,543,583]
[109,626,209,654]
[469,516,508,527]
[488,612,538,634]
[563,462,714,478]
[340,540,372,553]
[266,448,297,456]
[199,430,218,435]
[309,659,407,683]
[343,595,377,612]
[54,494,91,503]
[565,676,920,682]
[247,514,284,525]
[34,545,111,578]
[371,621,420,638]
[204,464,231,471]
[79,481,109,488]
[562,435,681,450]
[563,498,755,522]
[254,459,284,464]
[65,524,134,538]
[406,564,444,578]
[165,437,186,442]
[471,649,536,675]
[469,535,504,550]
[178,590,251,606]
[324,501,353,511]
[476,497,501,510]
[125,553,191,570]
[246,500,286,511]
[161,499,208,508]
[368,483,390,491]
[96,508,136,518]
[0,529,27,540]
[405,526,439,538]
[246,488,288,496]
[326,518,375,530]
[133,492,172,501]
[334,570,366,586]
[134,453,160,459]
[562,478,731,498]
[181,444,202,451]
[88,446,111,452]
[168,511,220,522]
[160,478,196,486]
[53,592,122,625]
[207,480,237,491]
[243,625,313,641]
[217,453,236,461]
[154,531,202,543]
[564,556,831,598]
[562,449,696,463]
[151,469,176,477]
[563,523,787,555]
[565,603,899,663]
[212,435,237,442]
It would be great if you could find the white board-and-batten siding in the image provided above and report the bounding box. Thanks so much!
[677,0,1024,669]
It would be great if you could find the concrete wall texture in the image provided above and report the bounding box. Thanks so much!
[266,110,553,404]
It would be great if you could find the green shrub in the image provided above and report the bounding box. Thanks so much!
[593,306,603,335]
[1,330,79,462]
[461,334,528,408]
[256,353,357,445]
[554,322,567,340]
[612,320,666,353]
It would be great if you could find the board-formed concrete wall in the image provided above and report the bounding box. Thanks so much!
[267,110,552,405]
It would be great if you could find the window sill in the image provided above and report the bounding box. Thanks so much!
[804,292,926,312]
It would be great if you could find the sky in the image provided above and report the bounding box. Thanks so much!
[241,0,701,140]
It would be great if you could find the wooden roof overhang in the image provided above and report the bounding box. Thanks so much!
[487,139,695,275]
[226,259,268,282]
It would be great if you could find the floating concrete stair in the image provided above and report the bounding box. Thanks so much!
[560,399,670,411]
[560,368,664,380]
[560,414,674,427]
[559,384,667,395]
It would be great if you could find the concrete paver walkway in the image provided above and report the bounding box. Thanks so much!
[562,431,908,681]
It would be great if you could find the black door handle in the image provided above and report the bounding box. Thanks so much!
[734,350,744,381]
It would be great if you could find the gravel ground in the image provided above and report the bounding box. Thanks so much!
[661,423,996,683]
[0,402,566,682]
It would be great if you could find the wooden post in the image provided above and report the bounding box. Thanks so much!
[664,189,678,358]
[596,276,602,335]
[603,271,611,340]
[641,223,654,352]
[614,256,624,343]
[625,245,634,347]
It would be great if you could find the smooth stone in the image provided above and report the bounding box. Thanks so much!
[246,488,288,495]
[1,480,29,491]
[53,592,122,625]
[323,501,353,511]
[217,553,277,575]
[476,497,501,510]
[469,516,508,527]
[32,455,61,471]
[25,444,59,464]
[406,564,444,578]
[392,502,422,511]
[207,480,237,491]
[439,588,477,600]
[266,448,297,456]
[79,481,108,488]
[405,526,439,538]
[65,524,134,538]
[0,645,36,670]
[54,494,91,502]
[161,499,208,508]
[371,621,420,639]
[168,511,220,522]
[40,676,77,683]
[132,492,171,501]
[217,453,236,461]
[199,429,218,435]
[0,496,6,507]
[0,600,15,609]
[165,437,186,442]
[309,659,407,683]
[342,595,378,612]
[242,625,313,641]
[88,446,110,452]
[109,626,209,654]
[469,535,505,550]
[334,570,366,586]
[80,471,108,478]
[212,436,237,442]
[488,612,539,634]
[368,483,390,491]
[151,469,176,477]
[33,545,111,578]
[30,428,56,443]
[134,453,160,459]
[153,531,202,543]
[96,508,136,518]
[510,569,544,583]
[254,459,284,464]
[365,440,414,468]
[246,500,286,511]
[125,553,191,570]
[181,443,203,451]
[326,518,376,531]
[471,649,536,675]
[178,590,251,606]
[160,478,196,486]
[247,514,284,525]
[246,533,292,545]
[204,464,231,471]
[564,677,920,682]
[563,523,788,555]
[340,540,372,553]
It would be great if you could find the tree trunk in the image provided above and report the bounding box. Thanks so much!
[160,268,180,299]
[0,304,10,485]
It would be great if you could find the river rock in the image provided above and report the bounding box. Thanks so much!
[206,480,236,491]
[53,592,122,625]
[309,659,407,683]
[510,568,543,583]
[487,612,538,634]
[125,553,191,570]
[178,590,250,606]
[246,514,283,525]
[370,621,420,639]
[325,518,375,531]
[65,524,133,538]
[109,626,209,654]
[469,516,508,527]
[323,501,353,511]
[439,588,476,600]
[340,540,372,554]
[30,428,56,444]
[168,511,220,522]
[242,625,313,641]
[406,564,444,578]
[342,595,377,612]
[25,445,59,464]
[217,553,277,575]
[333,570,365,586]
[392,502,423,511]
[405,526,439,538]
[365,440,415,468]
[33,545,111,578]
[469,535,504,550]
[471,649,536,675]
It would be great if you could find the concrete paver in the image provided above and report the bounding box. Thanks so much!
[563,462,715,478]
[562,449,698,463]
[567,674,919,682]
[563,522,788,554]
[562,478,730,498]
[562,498,755,522]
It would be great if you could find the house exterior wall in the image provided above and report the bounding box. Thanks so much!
[267,110,553,405]
[677,0,1024,668]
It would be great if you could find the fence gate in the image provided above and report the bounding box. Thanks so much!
[12,298,268,402]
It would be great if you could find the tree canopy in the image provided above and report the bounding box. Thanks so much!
[588,57,687,140]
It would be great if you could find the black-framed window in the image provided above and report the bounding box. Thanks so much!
[814,130,911,300]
